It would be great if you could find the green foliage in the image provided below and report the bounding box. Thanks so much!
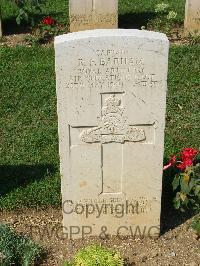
[26,20,67,45]
[165,147,200,212]
[13,0,45,25]
[191,216,200,237]
[1,0,185,29]
[119,0,184,21]
[149,2,178,35]
[172,164,200,212]
[167,11,177,21]
[187,33,200,45]
[0,224,44,265]
[155,3,169,14]
[64,244,124,266]
[1,0,68,25]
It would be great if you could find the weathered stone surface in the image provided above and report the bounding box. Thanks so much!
[184,0,200,34]
[55,29,169,239]
[69,0,118,32]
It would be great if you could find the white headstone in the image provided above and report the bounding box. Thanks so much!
[184,0,200,34]
[69,0,118,32]
[55,29,169,239]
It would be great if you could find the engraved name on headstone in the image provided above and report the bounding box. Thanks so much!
[184,0,200,34]
[55,29,169,239]
[69,0,118,32]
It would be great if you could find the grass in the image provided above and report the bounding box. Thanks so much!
[191,216,200,238]
[0,45,199,210]
[0,47,61,209]
[0,223,44,265]
[165,45,200,154]
[1,0,185,31]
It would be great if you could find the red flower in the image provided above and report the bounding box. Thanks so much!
[42,16,55,26]
[175,148,199,171]
[177,158,193,171]
[180,147,198,161]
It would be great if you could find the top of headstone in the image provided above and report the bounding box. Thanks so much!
[55,29,168,46]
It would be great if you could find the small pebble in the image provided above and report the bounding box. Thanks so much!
[171,251,176,257]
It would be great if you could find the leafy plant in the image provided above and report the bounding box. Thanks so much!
[64,244,124,266]
[155,3,169,14]
[13,0,44,25]
[151,2,178,35]
[0,223,44,265]
[164,148,200,212]
[167,11,178,21]
[26,16,67,45]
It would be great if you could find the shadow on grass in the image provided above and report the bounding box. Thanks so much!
[2,16,30,35]
[0,160,195,233]
[119,11,157,29]
[0,164,56,197]
[160,160,195,234]
[2,11,65,35]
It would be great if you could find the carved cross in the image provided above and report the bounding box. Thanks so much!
[78,94,152,194]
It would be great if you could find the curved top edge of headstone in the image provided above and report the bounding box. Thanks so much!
[55,29,168,46]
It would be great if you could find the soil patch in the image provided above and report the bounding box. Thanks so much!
[0,209,199,266]
[0,25,197,48]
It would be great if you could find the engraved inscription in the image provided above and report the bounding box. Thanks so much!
[70,0,117,30]
[185,6,200,33]
[66,49,158,90]
[188,9,200,22]
[193,9,200,23]
[70,12,117,27]
[80,94,146,144]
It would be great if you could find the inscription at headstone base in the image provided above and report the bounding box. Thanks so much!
[55,29,169,239]
[69,0,118,32]
[184,0,200,34]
